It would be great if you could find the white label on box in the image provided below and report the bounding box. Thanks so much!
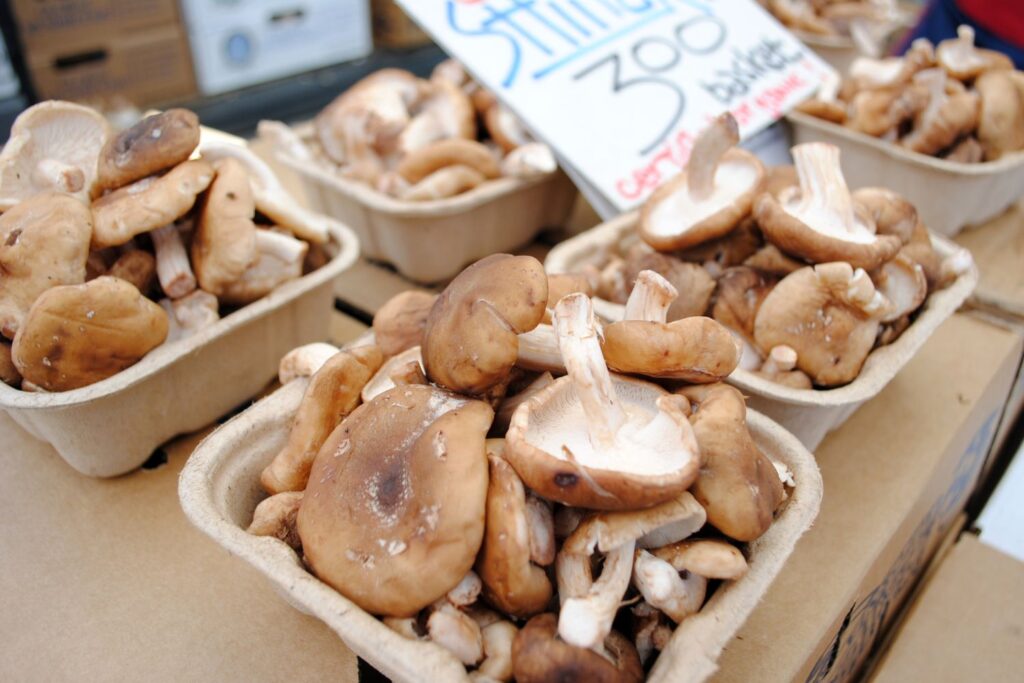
[396,0,832,214]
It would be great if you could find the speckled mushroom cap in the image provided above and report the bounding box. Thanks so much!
[298,384,493,617]
[95,109,200,193]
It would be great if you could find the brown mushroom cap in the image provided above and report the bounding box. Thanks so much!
[373,290,438,358]
[901,68,980,156]
[260,345,383,495]
[975,69,1024,160]
[1,340,21,387]
[219,229,309,305]
[852,187,918,244]
[248,491,304,551]
[421,254,547,396]
[91,159,215,249]
[621,249,716,321]
[711,266,778,343]
[603,316,739,382]
[191,158,258,296]
[0,191,92,339]
[742,244,805,276]
[754,143,901,271]
[107,249,157,294]
[12,276,168,391]
[476,442,554,618]
[674,215,763,270]
[397,78,477,156]
[512,613,642,683]
[677,383,785,542]
[899,220,943,287]
[639,114,765,251]
[95,109,201,193]
[396,138,500,184]
[298,384,493,617]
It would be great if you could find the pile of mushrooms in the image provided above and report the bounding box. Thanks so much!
[249,253,791,681]
[564,113,968,389]
[0,102,335,393]
[258,60,558,202]
[764,0,909,55]
[798,26,1024,162]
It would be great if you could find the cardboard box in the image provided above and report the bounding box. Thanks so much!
[25,24,196,108]
[11,0,180,51]
[711,314,1023,683]
[869,533,1024,682]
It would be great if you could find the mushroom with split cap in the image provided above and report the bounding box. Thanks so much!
[476,441,555,618]
[373,290,438,358]
[505,293,701,510]
[0,191,93,339]
[639,113,765,251]
[107,249,156,294]
[677,383,785,542]
[471,620,518,683]
[191,158,258,296]
[219,229,309,305]
[512,613,642,683]
[199,141,330,244]
[95,109,200,194]
[396,138,500,185]
[871,253,927,322]
[622,249,716,321]
[975,69,1024,160]
[261,345,383,494]
[900,68,980,156]
[12,276,168,391]
[150,223,197,299]
[852,187,918,245]
[501,142,556,179]
[421,254,548,396]
[602,270,741,382]
[397,78,477,156]
[753,345,814,389]
[361,345,424,403]
[297,384,493,616]
[278,342,338,384]
[91,159,215,249]
[754,142,901,270]
[0,101,110,209]
[753,262,889,386]
[936,25,1013,82]
[247,491,303,551]
[159,289,220,343]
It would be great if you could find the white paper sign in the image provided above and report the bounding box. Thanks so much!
[395,0,833,215]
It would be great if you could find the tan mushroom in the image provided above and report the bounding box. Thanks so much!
[622,249,716,321]
[12,276,168,391]
[899,220,943,287]
[297,384,493,616]
[397,78,477,156]
[91,159,215,249]
[247,491,303,551]
[219,229,308,305]
[852,187,918,244]
[754,143,901,270]
[191,158,258,296]
[505,294,700,510]
[512,613,642,683]
[0,191,93,339]
[652,538,748,579]
[397,138,500,184]
[936,25,1013,82]
[943,136,985,163]
[472,620,518,683]
[639,113,765,251]
[501,142,556,178]
[742,244,805,275]
[975,69,1024,160]
[372,290,438,358]
[753,262,888,386]
[421,254,547,396]
[631,550,707,623]
[278,342,339,384]
[260,345,383,494]
[711,266,778,347]
[0,101,110,209]
[360,345,424,403]
[95,109,200,194]
[901,68,980,156]
[769,0,834,35]
[677,383,785,542]
[846,83,929,138]
[159,289,220,343]
[400,165,487,201]
[871,253,927,323]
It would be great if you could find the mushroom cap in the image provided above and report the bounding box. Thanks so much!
[95,109,200,193]
[711,266,778,342]
[422,254,547,396]
[742,244,805,276]
[546,273,594,310]
[397,78,477,156]
[476,443,554,618]
[975,69,1024,160]
[936,25,1014,81]
[485,104,533,153]
[852,187,918,244]
[872,253,927,323]
[12,276,168,391]
[0,191,93,339]
[297,384,493,617]
[360,345,423,403]
[373,290,438,358]
[651,538,748,580]
[753,263,883,386]
[677,383,785,542]
[901,69,981,156]
[190,158,258,296]
[0,101,110,209]
[602,316,740,382]
[566,493,707,552]
[107,249,157,294]
[675,215,763,270]
[91,159,215,249]
[219,229,309,305]
[899,220,943,287]
[396,138,500,184]
[399,164,486,201]
[639,148,765,252]
[505,374,699,510]
[512,613,642,683]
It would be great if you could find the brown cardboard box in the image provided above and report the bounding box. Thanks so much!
[712,313,1023,683]
[25,24,196,108]
[11,0,180,51]
[869,533,1024,682]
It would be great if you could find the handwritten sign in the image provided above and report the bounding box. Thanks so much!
[395,0,833,215]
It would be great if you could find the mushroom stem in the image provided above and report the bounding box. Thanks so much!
[558,541,636,650]
[34,158,85,193]
[515,325,564,373]
[255,229,307,263]
[687,113,740,201]
[472,621,517,683]
[151,223,197,299]
[632,550,707,624]
[762,345,798,374]
[623,270,678,323]
[552,294,626,447]
[428,601,484,665]
[791,143,858,235]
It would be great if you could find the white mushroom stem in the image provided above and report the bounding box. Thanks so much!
[558,541,636,650]
[447,571,483,607]
[791,143,858,235]
[525,494,555,566]
[427,601,484,666]
[256,229,307,263]
[553,294,626,447]
[623,270,677,323]
[173,290,219,332]
[470,621,517,683]
[515,325,564,373]
[761,345,798,374]
[913,68,949,129]
[632,550,708,624]
[278,342,339,384]
[151,224,197,299]
[688,113,740,201]
[34,158,84,193]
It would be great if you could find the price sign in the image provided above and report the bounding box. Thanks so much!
[395,0,833,216]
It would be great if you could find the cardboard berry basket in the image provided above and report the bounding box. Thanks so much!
[787,110,1024,238]
[179,377,822,683]
[268,122,578,284]
[544,211,978,451]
